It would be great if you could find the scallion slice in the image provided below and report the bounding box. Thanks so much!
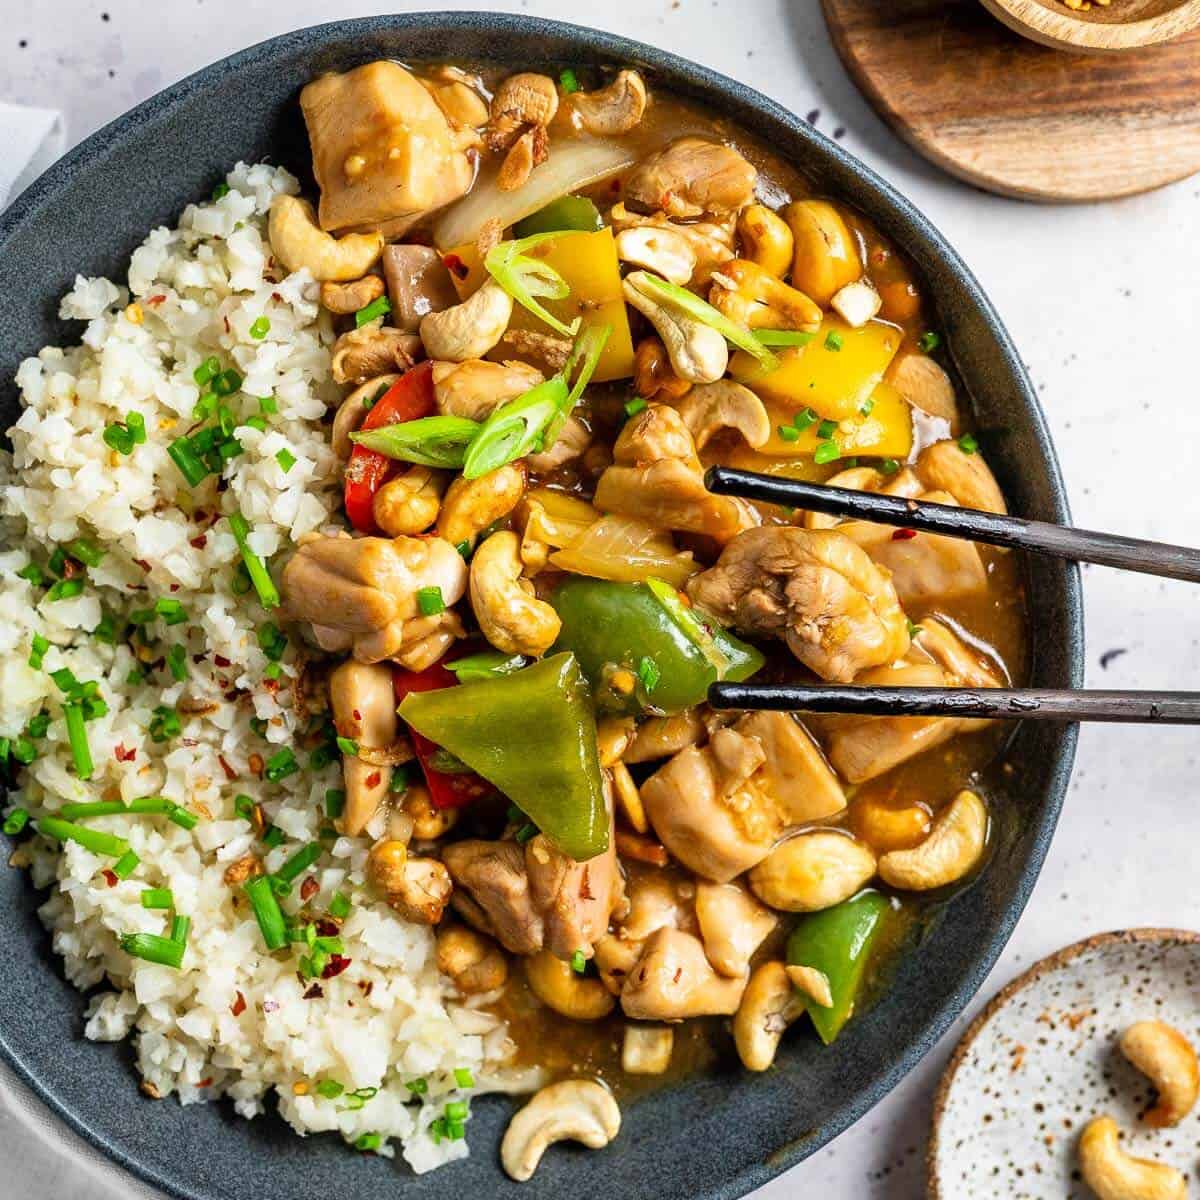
[120,931,185,968]
[453,1068,474,1089]
[484,232,584,338]
[64,703,93,779]
[168,437,210,487]
[329,892,351,919]
[227,512,280,608]
[3,809,30,836]
[350,415,481,469]
[354,295,391,327]
[446,651,528,683]
[277,842,321,883]
[37,816,129,858]
[754,329,816,347]
[141,888,174,909]
[244,875,288,950]
[249,316,271,340]
[112,849,140,879]
[416,586,445,616]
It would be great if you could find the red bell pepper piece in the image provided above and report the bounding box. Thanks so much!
[343,360,436,533]
[392,661,493,810]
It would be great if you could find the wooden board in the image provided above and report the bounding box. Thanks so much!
[822,0,1200,202]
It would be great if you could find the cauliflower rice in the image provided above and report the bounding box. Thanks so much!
[0,164,524,1172]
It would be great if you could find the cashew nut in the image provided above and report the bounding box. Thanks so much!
[616,226,697,285]
[851,795,932,854]
[420,279,514,362]
[331,374,398,458]
[470,531,562,656]
[748,831,877,913]
[319,274,386,315]
[569,70,647,135]
[888,352,959,432]
[329,660,397,836]
[403,781,459,842]
[525,949,616,1021]
[709,258,823,331]
[436,924,508,995]
[916,439,1007,515]
[437,461,527,550]
[497,126,547,192]
[622,1024,674,1075]
[500,1079,620,1182]
[596,716,636,768]
[830,280,882,329]
[268,195,383,282]
[1077,1115,1186,1200]
[1120,1021,1200,1128]
[733,961,807,1072]
[633,336,692,402]
[331,322,422,385]
[675,379,771,451]
[611,203,736,286]
[433,358,544,422]
[487,73,559,150]
[373,465,447,536]
[782,199,863,307]
[367,839,408,893]
[786,964,833,1008]
[877,789,987,891]
[623,270,728,384]
[737,204,794,278]
[610,760,648,834]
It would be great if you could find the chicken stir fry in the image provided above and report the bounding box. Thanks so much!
[265,57,1027,1179]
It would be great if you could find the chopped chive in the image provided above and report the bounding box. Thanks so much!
[50,667,79,694]
[275,448,297,473]
[264,748,298,782]
[777,424,800,442]
[92,614,119,643]
[859,397,876,416]
[249,316,271,340]
[170,915,191,945]
[141,888,174,909]
[213,368,242,397]
[194,356,221,386]
[128,608,154,626]
[114,849,141,879]
[234,795,256,821]
[47,548,66,578]
[244,875,289,950]
[824,330,844,352]
[37,816,129,858]
[918,330,942,354]
[28,634,49,669]
[624,397,648,418]
[515,822,538,845]
[879,458,901,475]
[329,891,351,919]
[218,438,243,461]
[907,618,924,638]
[126,411,147,444]
[453,1068,474,1089]
[389,764,411,795]
[257,622,288,660]
[817,419,838,441]
[455,541,471,559]
[168,805,198,831]
[102,424,135,455]
[354,1132,381,1153]
[637,656,660,693]
[155,597,187,624]
[444,1100,468,1121]
[243,416,268,433]
[324,789,346,820]
[958,433,979,455]
[814,439,841,466]
[120,931,184,968]
[406,1078,428,1095]
[754,329,816,347]
[259,395,278,415]
[570,949,586,974]
[44,578,85,602]
[227,512,280,609]
[168,437,210,487]
[166,645,188,682]
[217,404,235,437]
[354,296,392,328]
[211,182,230,201]
[64,703,93,779]
[308,742,335,770]
[17,562,44,587]
[26,711,50,739]
[269,876,292,900]
[149,705,181,743]
[793,408,820,433]
[3,809,30,836]
[65,538,106,567]
[277,842,321,883]
[262,826,285,849]
[416,586,445,616]
[559,67,581,93]
[193,391,218,420]
[263,662,282,681]
[11,737,36,765]
[336,736,359,757]
[316,1080,345,1099]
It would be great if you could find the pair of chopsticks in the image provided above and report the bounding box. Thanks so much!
[702,466,1200,724]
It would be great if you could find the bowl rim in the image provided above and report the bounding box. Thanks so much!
[0,12,1084,1200]
[978,0,1200,53]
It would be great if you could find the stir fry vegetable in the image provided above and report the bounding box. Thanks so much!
[513,195,603,238]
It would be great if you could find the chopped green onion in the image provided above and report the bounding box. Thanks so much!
[277,842,321,883]
[447,651,528,683]
[918,330,942,354]
[559,67,580,93]
[211,181,230,201]
[244,875,288,950]
[262,826,285,849]
[259,395,278,415]
[263,662,282,681]
[155,597,186,624]
[92,614,119,643]
[142,888,174,909]
[270,876,292,900]
[777,424,800,442]
[64,704,93,779]
[65,538,105,567]
[354,296,391,327]
[329,891,351,919]
[350,415,480,469]
[859,397,876,416]
[234,795,256,821]
[194,356,221,386]
[485,232,583,338]
[17,562,44,587]
[44,578,84,603]
[907,618,924,639]
[218,437,243,461]
[417,586,445,616]
[453,1068,474,1089]
[149,705,181,743]
[112,850,140,879]
[165,645,188,682]
[406,1078,428,1095]
[570,949,587,974]
[389,765,411,794]
[227,512,280,609]
[126,411,147,444]
[170,915,191,945]
[814,439,841,466]
[257,622,287,660]
[637,656,660,693]
[624,397,648,418]
[102,423,135,455]
[120,931,184,968]
[275,448,297,473]
[264,748,298,782]
[168,437,210,487]
[824,330,844,352]
[12,737,37,765]
[754,329,817,347]
[213,368,242,397]
[316,1080,345,1099]
[3,809,30,836]
[26,712,50,739]
[515,822,538,845]
[817,419,838,440]
[879,458,901,475]
[28,634,49,670]
[50,667,79,694]
[193,391,218,420]
[958,433,979,455]
[36,816,129,859]
[335,736,359,757]
[445,1100,468,1121]
[241,416,265,433]
[249,316,271,340]
[47,548,66,578]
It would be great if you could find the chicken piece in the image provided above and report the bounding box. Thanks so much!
[300,61,473,236]
[331,322,423,385]
[819,620,1001,783]
[641,712,845,882]
[623,708,707,764]
[329,661,397,836]
[443,840,544,956]
[432,359,544,422]
[392,609,464,673]
[593,867,694,994]
[621,928,748,1020]
[916,440,1007,515]
[694,881,777,978]
[687,527,910,682]
[281,533,467,663]
[593,404,756,542]
[526,415,591,475]
[382,245,460,333]
[625,137,757,219]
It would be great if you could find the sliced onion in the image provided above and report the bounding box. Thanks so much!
[434,139,636,250]
[550,515,699,589]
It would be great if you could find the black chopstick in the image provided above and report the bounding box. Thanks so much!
[704,466,1200,584]
[709,683,1200,724]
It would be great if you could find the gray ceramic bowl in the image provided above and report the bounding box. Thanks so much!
[0,13,1083,1200]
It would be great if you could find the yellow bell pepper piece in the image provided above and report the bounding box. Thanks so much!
[757,381,914,460]
[729,316,902,421]
[445,231,634,382]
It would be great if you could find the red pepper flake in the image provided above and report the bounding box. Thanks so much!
[303,984,324,1000]
[322,955,351,980]
[223,316,231,333]
[101,869,118,888]
[169,583,180,592]
[316,919,339,938]
[230,991,247,1017]
[365,770,381,789]
[892,528,918,541]
[263,677,280,695]
[134,558,151,573]
[217,754,238,781]
[146,294,167,307]
[352,709,362,722]
[62,558,82,579]
[357,979,374,997]
[248,752,264,779]
[213,654,231,668]
[189,534,208,549]
[198,1078,212,1088]
[114,743,137,763]
[271,291,283,302]
[442,253,469,280]
[299,876,319,902]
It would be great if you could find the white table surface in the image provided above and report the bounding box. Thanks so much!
[5,1,1200,1196]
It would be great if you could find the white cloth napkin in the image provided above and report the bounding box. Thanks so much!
[0,100,66,211]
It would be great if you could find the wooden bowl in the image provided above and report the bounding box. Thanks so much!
[979,0,1200,52]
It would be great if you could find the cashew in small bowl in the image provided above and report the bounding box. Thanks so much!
[616,226,697,285]
[500,1079,620,1182]
[319,274,386,315]
[1077,1115,1186,1200]
[569,69,648,135]
[268,195,384,282]
[623,270,728,384]
[736,204,794,278]
[420,279,514,362]
[781,199,862,307]
[373,465,447,537]
[748,831,877,913]
[877,789,987,891]
[733,961,806,1072]
[437,461,527,550]
[526,949,616,1021]
[709,259,823,331]
[675,379,771,451]
[470,531,561,657]
[436,924,509,995]
[622,1024,674,1075]
[1120,1021,1200,1128]
[331,374,399,458]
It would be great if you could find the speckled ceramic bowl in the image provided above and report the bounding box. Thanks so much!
[0,13,1083,1200]
[929,929,1200,1198]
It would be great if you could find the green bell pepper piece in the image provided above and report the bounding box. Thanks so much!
[398,652,608,861]
[513,195,604,238]
[786,890,892,1045]
[548,577,764,715]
